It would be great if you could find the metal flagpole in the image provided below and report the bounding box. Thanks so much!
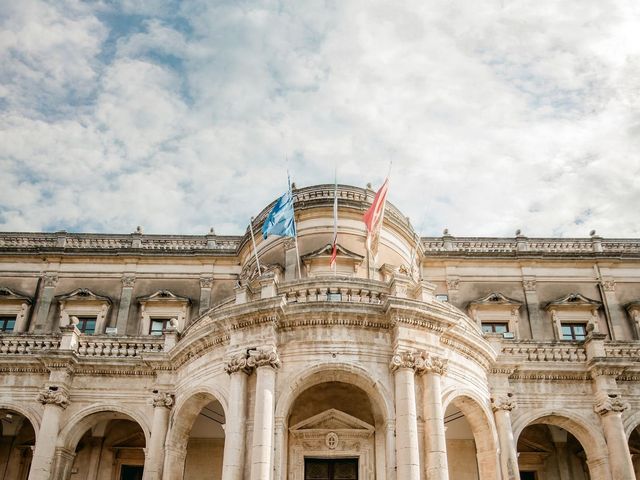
[333,168,338,275]
[249,217,262,275]
[288,172,302,279]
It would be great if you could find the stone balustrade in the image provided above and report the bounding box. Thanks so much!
[279,278,388,305]
[501,342,587,362]
[604,343,640,358]
[0,335,60,354]
[77,336,164,357]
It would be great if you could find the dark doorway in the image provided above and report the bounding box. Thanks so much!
[304,458,358,480]
[120,465,144,480]
[520,472,537,480]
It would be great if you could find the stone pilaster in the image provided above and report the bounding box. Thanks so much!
[418,353,449,480]
[32,273,58,333]
[445,278,460,306]
[199,276,213,314]
[390,351,422,480]
[491,393,519,480]
[600,280,629,340]
[522,279,545,339]
[593,392,635,480]
[222,354,251,480]
[29,386,70,480]
[115,275,135,335]
[143,391,174,480]
[248,347,280,480]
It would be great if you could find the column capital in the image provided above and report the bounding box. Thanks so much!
[491,392,517,412]
[152,390,175,409]
[199,276,214,289]
[247,347,281,370]
[601,280,616,292]
[43,273,59,287]
[37,386,69,409]
[416,352,448,376]
[225,353,251,375]
[522,279,537,292]
[389,350,419,373]
[121,274,136,288]
[594,392,629,415]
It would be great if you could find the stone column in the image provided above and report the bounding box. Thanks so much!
[248,347,280,480]
[162,444,187,480]
[28,386,69,480]
[32,273,58,333]
[115,275,135,335]
[390,351,421,480]
[199,276,213,314]
[418,353,449,480]
[85,437,105,480]
[548,426,572,480]
[222,354,250,480]
[491,393,519,480]
[143,391,174,480]
[593,392,635,480]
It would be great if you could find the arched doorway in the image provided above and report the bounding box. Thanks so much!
[0,409,36,480]
[514,413,609,480]
[627,425,640,478]
[55,408,149,480]
[164,392,226,480]
[443,395,499,480]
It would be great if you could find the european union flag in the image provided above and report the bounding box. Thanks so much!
[262,189,296,239]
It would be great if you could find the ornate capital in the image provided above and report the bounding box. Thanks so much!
[416,352,448,376]
[199,276,214,289]
[601,280,616,292]
[37,387,69,409]
[390,351,419,372]
[152,391,174,409]
[247,347,281,370]
[491,393,517,412]
[43,273,59,288]
[121,275,136,288]
[523,279,537,292]
[225,354,251,375]
[594,392,628,415]
[446,279,459,291]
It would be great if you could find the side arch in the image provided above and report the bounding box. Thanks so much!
[623,410,640,440]
[57,403,151,451]
[0,401,41,434]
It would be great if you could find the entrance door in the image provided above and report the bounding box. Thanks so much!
[120,465,144,480]
[304,458,358,480]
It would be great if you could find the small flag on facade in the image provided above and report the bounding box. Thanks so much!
[363,178,389,259]
[263,181,296,239]
[330,177,338,268]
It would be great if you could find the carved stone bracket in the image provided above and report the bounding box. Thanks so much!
[121,275,136,288]
[491,392,517,412]
[37,387,70,409]
[247,347,281,370]
[152,391,175,409]
[225,354,251,375]
[594,392,629,415]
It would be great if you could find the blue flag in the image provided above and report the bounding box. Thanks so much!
[262,188,296,239]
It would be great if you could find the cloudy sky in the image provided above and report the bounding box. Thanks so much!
[1,0,639,237]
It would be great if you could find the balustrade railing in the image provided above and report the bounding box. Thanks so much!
[77,336,164,357]
[279,278,389,305]
[0,335,60,354]
[501,342,587,362]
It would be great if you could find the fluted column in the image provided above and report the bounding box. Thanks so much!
[491,393,519,480]
[143,391,174,480]
[28,387,70,480]
[222,354,251,480]
[593,393,635,480]
[248,347,280,480]
[390,351,421,480]
[419,353,449,480]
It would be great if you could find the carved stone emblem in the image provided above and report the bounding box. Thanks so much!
[37,387,69,409]
[325,432,339,450]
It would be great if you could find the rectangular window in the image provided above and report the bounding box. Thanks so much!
[0,316,16,332]
[561,323,587,341]
[149,318,170,336]
[77,317,96,334]
[481,322,508,334]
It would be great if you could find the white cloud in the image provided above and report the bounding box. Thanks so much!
[1,0,639,237]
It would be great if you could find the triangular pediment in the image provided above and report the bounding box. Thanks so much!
[290,408,374,432]
[0,287,32,304]
[301,244,364,261]
[57,288,111,304]
[546,293,600,310]
[138,289,190,304]
[468,292,522,308]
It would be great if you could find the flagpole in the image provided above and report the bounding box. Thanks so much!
[249,216,262,276]
[332,168,338,275]
[288,172,302,279]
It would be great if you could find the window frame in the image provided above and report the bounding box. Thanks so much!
[148,317,171,336]
[560,322,587,341]
[481,322,509,334]
[0,315,17,332]
[76,316,97,335]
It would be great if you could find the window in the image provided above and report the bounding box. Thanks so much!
[77,317,97,334]
[481,322,508,334]
[0,316,16,332]
[561,323,587,341]
[149,318,170,336]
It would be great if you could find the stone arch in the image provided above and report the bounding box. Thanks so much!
[57,403,151,451]
[442,389,500,480]
[623,410,640,440]
[274,361,394,424]
[513,409,610,479]
[0,401,41,434]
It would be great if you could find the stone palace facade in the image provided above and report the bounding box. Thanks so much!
[0,184,639,480]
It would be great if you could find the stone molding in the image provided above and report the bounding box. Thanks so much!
[247,347,281,369]
[593,392,629,415]
[152,391,174,409]
[37,387,70,409]
[224,354,251,375]
[491,393,517,412]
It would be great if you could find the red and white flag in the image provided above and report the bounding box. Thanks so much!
[363,178,389,259]
[330,177,338,268]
